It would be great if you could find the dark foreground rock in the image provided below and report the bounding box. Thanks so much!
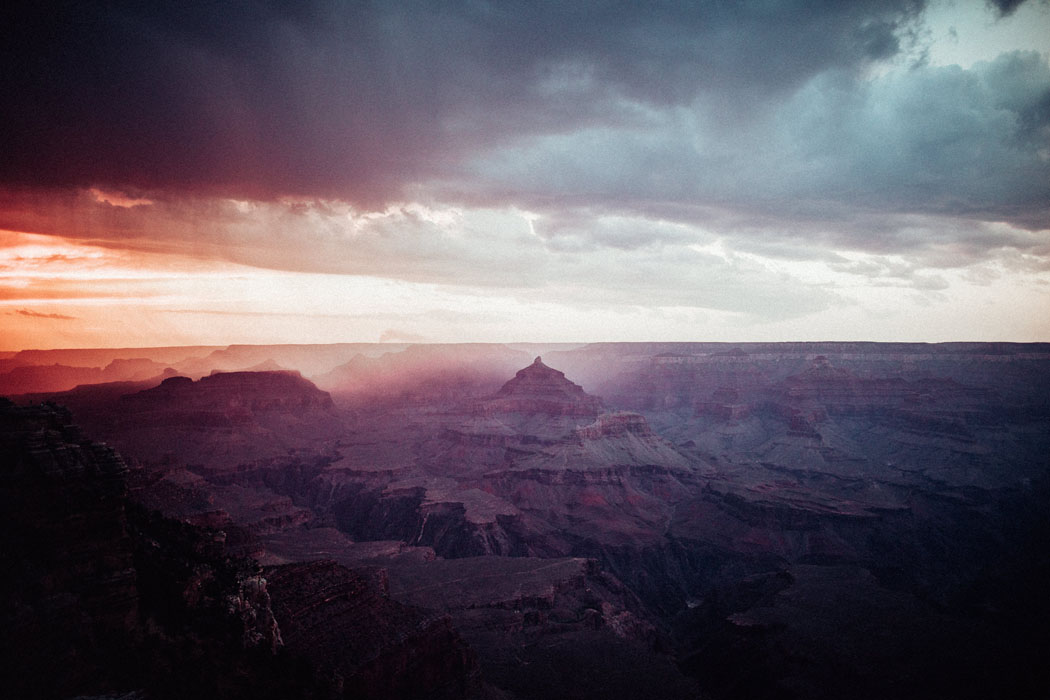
[0,399,483,699]
[266,560,482,700]
[384,555,700,700]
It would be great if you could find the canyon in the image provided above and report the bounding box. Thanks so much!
[3,342,1049,699]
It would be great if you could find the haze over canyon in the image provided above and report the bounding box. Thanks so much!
[2,341,1048,698]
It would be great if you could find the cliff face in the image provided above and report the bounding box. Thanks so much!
[124,371,334,416]
[385,556,700,700]
[0,400,485,700]
[265,560,481,700]
[0,399,310,698]
[0,399,138,698]
[308,360,693,563]
[99,371,344,469]
[575,411,652,439]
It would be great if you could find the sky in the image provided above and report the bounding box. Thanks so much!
[1,0,1049,349]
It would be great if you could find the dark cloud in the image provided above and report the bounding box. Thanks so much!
[0,0,925,203]
[460,50,1050,234]
[12,308,76,320]
[986,0,1029,17]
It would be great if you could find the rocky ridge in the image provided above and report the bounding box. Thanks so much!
[98,371,343,469]
[483,356,604,417]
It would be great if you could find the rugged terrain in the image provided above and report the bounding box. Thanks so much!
[0,399,483,700]
[6,342,1050,698]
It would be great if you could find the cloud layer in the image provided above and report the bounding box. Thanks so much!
[2,2,1046,221]
[1,1,1048,344]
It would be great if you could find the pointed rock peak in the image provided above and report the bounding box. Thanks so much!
[500,357,575,395]
[484,357,603,416]
[793,354,854,381]
[520,355,558,376]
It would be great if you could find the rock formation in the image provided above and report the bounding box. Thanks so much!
[125,370,333,414]
[101,371,343,469]
[0,400,487,700]
[484,355,604,417]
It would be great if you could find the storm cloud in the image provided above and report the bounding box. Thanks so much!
[0,1,932,199]
[2,1,1046,230]
[1,0,1048,342]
